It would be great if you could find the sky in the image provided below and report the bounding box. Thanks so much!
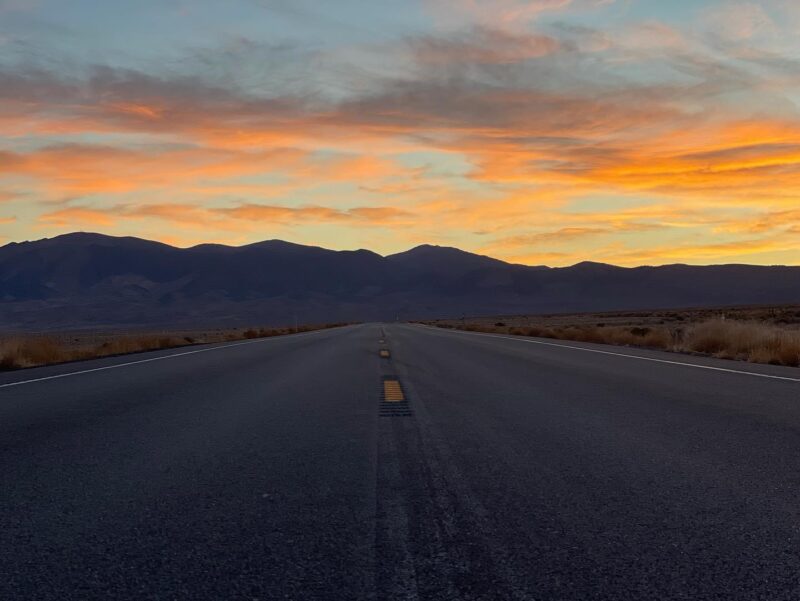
[1,0,800,266]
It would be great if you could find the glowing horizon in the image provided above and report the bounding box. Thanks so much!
[1,0,800,267]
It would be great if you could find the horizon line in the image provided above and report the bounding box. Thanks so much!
[2,230,798,271]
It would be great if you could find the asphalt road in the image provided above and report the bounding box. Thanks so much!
[2,323,800,600]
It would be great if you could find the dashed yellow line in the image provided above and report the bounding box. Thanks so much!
[379,349,390,358]
[383,379,405,401]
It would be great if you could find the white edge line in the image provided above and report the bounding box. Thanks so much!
[0,327,336,389]
[414,324,800,384]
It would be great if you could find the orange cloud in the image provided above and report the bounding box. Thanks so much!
[215,203,412,225]
[0,189,19,202]
[37,202,414,233]
[0,143,419,203]
[39,208,115,227]
[607,236,800,265]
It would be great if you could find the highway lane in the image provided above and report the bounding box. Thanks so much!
[0,325,379,600]
[2,323,800,599]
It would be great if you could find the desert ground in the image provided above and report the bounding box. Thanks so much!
[0,323,347,371]
[422,304,800,367]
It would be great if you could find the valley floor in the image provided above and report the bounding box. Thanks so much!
[423,304,800,368]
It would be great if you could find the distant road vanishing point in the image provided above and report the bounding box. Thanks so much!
[2,323,800,599]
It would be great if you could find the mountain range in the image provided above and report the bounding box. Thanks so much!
[1,232,799,330]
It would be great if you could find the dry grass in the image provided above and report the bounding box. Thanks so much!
[428,318,800,368]
[0,322,349,371]
[684,320,800,366]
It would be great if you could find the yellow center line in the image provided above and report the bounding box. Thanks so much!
[383,379,405,401]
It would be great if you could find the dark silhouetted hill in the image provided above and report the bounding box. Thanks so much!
[1,232,798,329]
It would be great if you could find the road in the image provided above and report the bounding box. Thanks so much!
[2,323,800,600]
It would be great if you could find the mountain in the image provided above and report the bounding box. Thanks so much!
[386,244,512,275]
[1,232,799,329]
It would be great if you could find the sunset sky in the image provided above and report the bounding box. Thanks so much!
[1,0,800,265]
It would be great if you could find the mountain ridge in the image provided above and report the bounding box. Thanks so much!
[1,232,798,329]
[9,232,793,269]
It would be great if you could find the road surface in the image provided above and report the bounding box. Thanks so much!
[2,323,800,600]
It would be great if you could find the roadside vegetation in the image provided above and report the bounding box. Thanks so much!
[424,306,800,368]
[0,323,348,371]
